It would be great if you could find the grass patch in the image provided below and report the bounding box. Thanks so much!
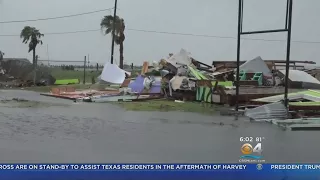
[54,79,80,85]
[50,68,102,83]
[113,99,219,114]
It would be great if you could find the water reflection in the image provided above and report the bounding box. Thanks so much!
[0,90,319,163]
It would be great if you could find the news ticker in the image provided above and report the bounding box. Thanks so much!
[0,164,320,171]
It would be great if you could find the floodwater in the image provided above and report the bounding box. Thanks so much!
[0,90,319,163]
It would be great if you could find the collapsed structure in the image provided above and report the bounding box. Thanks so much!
[41,48,319,105]
[39,48,320,130]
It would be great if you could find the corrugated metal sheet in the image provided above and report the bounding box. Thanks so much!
[244,102,288,121]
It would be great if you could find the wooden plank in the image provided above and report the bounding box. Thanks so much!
[40,93,77,100]
[273,119,320,125]
[196,80,212,87]
[290,124,320,131]
[141,62,149,75]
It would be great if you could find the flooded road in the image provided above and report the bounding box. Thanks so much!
[0,90,319,163]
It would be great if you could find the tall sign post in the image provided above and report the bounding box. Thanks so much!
[235,0,293,111]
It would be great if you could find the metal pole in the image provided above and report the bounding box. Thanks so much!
[235,0,242,111]
[285,0,290,29]
[284,0,293,108]
[83,56,86,84]
[241,29,288,35]
[110,0,118,64]
[240,0,243,32]
[88,54,90,68]
[47,44,50,66]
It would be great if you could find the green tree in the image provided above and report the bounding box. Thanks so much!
[100,15,125,69]
[20,26,44,68]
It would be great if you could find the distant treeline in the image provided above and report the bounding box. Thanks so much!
[39,63,143,70]
[41,64,104,69]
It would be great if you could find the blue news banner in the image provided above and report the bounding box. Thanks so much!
[0,164,319,179]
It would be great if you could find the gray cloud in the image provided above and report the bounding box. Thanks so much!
[0,0,319,66]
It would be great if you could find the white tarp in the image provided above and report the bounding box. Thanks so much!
[279,69,320,84]
[170,76,186,91]
[100,63,126,84]
[167,49,192,68]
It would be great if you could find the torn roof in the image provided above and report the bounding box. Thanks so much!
[238,56,271,75]
[279,70,320,84]
[252,90,320,103]
[212,60,316,66]
[212,59,316,72]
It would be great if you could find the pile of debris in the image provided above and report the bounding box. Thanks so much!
[39,48,320,109]
[36,48,320,131]
[91,49,217,103]
[40,49,216,103]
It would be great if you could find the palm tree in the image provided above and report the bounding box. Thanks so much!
[100,15,125,69]
[20,26,44,68]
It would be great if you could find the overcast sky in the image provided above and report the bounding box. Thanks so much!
[0,0,319,66]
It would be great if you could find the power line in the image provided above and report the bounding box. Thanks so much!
[0,29,100,36]
[44,29,100,35]
[0,28,320,44]
[0,6,318,45]
[127,28,236,39]
[127,28,320,44]
[0,8,114,24]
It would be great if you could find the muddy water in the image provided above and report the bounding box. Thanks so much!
[0,90,319,163]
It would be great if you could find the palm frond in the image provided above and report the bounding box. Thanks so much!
[105,28,113,35]
[20,26,31,38]
[100,15,114,29]
[21,26,43,53]
[100,15,123,36]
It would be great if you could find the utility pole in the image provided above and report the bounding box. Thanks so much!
[110,0,118,64]
[88,54,90,68]
[33,55,38,86]
[83,56,86,84]
[47,44,50,66]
